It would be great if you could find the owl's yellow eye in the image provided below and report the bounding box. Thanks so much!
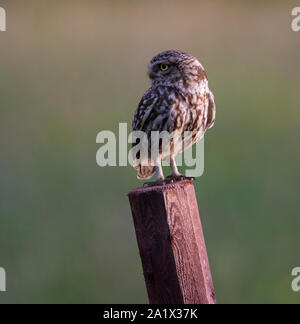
[160,64,169,71]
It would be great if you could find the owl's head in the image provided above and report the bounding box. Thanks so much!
[148,50,206,87]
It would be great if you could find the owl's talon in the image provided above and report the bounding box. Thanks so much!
[143,179,166,187]
[184,176,195,182]
[165,175,196,183]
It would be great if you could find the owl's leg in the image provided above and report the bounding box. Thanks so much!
[166,156,195,182]
[143,158,165,187]
[170,156,181,177]
[155,159,165,182]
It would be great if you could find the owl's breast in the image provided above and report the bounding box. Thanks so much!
[182,90,207,133]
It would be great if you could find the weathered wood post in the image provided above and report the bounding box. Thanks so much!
[128,180,216,304]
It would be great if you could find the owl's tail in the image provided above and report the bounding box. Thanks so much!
[134,165,155,180]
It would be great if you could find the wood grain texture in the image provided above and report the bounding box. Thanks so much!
[128,180,216,304]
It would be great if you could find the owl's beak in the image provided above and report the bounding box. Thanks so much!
[148,71,155,80]
[148,67,155,79]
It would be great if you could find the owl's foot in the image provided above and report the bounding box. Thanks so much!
[165,175,195,183]
[143,178,166,187]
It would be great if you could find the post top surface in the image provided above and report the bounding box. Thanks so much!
[128,180,194,196]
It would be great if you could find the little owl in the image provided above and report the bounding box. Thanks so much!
[132,50,216,185]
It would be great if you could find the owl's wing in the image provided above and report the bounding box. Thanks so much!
[132,88,158,132]
[132,87,177,178]
[206,89,216,130]
[132,87,176,133]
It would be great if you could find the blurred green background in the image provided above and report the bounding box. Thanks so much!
[0,0,300,304]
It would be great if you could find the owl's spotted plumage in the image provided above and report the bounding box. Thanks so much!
[132,50,216,183]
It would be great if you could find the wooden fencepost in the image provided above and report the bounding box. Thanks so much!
[128,180,216,304]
